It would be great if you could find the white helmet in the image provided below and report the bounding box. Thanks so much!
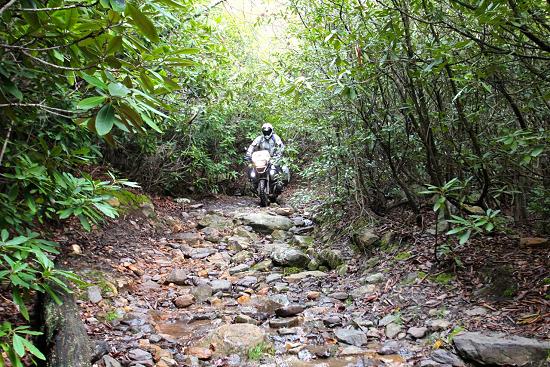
[261,123,273,139]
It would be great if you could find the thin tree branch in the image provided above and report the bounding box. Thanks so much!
[0,0,17,15]
[15,1,99,12]
[0,122,13,167]
[0,102,76,114]
[22,50,98,70]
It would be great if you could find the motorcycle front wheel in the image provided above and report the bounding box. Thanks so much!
[258,180,269,207]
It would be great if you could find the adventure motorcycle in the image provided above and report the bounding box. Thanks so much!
[248,150,283,207]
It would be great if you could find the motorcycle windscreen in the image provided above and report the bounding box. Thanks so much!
[251,150,271,171]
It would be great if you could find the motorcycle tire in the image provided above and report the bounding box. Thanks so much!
[258,180,269,207]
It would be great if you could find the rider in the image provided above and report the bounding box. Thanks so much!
[245,123,287,195]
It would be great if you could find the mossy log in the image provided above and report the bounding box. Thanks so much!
[38,286,92,367]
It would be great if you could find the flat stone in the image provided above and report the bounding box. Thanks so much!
[285,271,327,282]
[349,285,376,300]
[128,348,152,361]
[379,314,398,326]
[275,305,304,317]
[186,346,213,360]
[364,272,385,283]
[407,326,428,339]
[190,248,216,259]
[198,214,233,229]
[238,212,293,233]
[453,332,550,366]
[228,264,250,275]
[339,346,368,356]
[431,349,465,366]
[271,246,309,267]
[165,269,188,285]
[206,324,265,354]
[334,328,368,347]
[464,306,488,316]
[103,355,122,367]
[385,323,402,339]
[379,340,400,355]
[201,227,221,243]
[427,319,451,331]
[191,285,213,303]
[266,273,282,283]
[252,259,273,272]
[269,317,300,329]
[234,314,257,325]
[173,294,194,308]
[236,276,257,288]
[329,291,348,301]
[172,232,202,245]
[87,286,102,304]
[211,279,232,293]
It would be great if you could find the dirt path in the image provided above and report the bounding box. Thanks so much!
[58,195,549,367]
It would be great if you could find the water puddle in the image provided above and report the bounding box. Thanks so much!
[286,353,406,367]
[148,310,214,342]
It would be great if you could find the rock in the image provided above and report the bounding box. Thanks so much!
[336,264,348,275]
[379,340,400,355]
[519,237,548,248]
[275,207,294,216]
[103,355,122,367]
[92,340,110,362]
[229,264,250,275]
[234,314,257,325]
[207,324,265,354]
[236,276,257,288]
[385,323,402,339]
[87,286,103,304]
[227,236,249,251]
[233,226,258,241]
[165,269,188,285]
[293,235,314,247]
[173,294,194,308]
[128,348,153,361]
[379,314,399,326]
[271,246,309,267]
[186,347,212,360]
[318,249,344,269]
[252,259,273,272]
[269,317,300,329]
[172,232,201,245]
[419,359,440,367]
[407,326,428,339]
[201,227,221,243]
[364,272,385,283]
[453,332,550,366]
[353,228,379,250]
[431,349,465,366]
[140,202,155,218]
[307,258,320,270]
[307,291,320,300]
[70,244,82,255]
[271,229,288,241]
[464,306,488,317]
[239,212,293,233]
[198,214,233,229]
[339,346,368,356]
[350,285,376,300]
[211,279,232,293]
[334,328,368,347]
[191,285,213,303]
[285,270,327,282]
[232,250,252,264]
[323,315,342,327]
[190,248,216,259]
[266,273,282,283]
[275,305,304,317]
[329,292,349,301]
[427,319,451,331]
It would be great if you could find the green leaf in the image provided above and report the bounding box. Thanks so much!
[80,73,108,90]
[126,3,160,43]
[108,82,130,97]
[12,290,29,321]
[77,96,106,110]
[12,335,25,357]
[95,104,115,136]
[20,338,45,360]
[106,35,123,54]
[173,48,200,55]
[530,145,544,157]
[109,0,125,12]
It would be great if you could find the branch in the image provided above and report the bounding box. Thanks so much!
[0,0,17,15]
[22,50,97,70]
[0,102,76,115]
[15,1,99,12]
[184,0,226,21]
[0,122,13,167]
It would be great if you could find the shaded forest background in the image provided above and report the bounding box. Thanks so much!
[0,0,548,364]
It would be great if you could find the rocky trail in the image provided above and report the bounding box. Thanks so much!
[55,195,549,367]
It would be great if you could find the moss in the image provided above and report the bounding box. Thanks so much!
[431,273,454,285]
[111,189,151,213]
[283,267,302,275]
[395,251,412,261]
[247,342,274,360]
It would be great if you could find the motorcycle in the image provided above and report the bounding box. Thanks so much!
[248,150,283,207]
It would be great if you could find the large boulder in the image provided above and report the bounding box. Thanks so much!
[318,249,344,269]
[239,213,293,233]
[271,246,309,267]
[353,228,380,250]
[198,214,233,229]
[453,332,550,366]
[206,324,265,355]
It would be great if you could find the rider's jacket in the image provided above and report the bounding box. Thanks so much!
[246,134,285,162]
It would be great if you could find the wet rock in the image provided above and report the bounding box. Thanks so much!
[269,316,300,329]
[191,284,213,302]
[266,273,282,283]
[239,212,293,233]
[252,259,273,272]
[271,246,309,267]
[407,326,428,339]
[275,305,304,317]
[431,349,465,366]
[186,347,212,360]
[103,355,122,367]
[453,332,550,366]
[318,249,344,269]
[353,228,380,250]
[385,323,402,339]
[201,227,221,243]
[228,264,250,275]
[211,279,232,292]
[87,286,103,304]
[364,272,385,283]
[285,270,327,282]
[173,294,194,308]
[427,319,451,331]
[207,324,265,354]
[165,269,188,285]
[334,328,368,347]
